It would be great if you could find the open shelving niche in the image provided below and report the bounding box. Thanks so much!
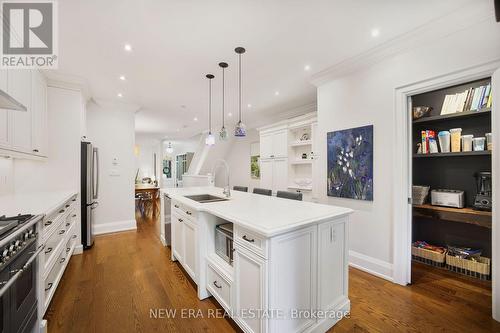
[410,77,492,280]
[287,123,314,192]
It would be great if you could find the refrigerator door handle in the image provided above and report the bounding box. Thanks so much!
[93,147,99,200]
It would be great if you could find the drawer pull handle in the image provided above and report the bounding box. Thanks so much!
[44,247,53,254]
[178,218,183,223]
[44,221,52,226]
[59,230,66,235]
[72,214,77,218]
[65,204,70,208]
[174,204,179,208]
[213,281,222,289]
[33,149,39,153]
[66,247,70,252]
[59,209,65,214]
[60,258,66,264]
[72,235,77,239]
[72,198,77,202]
[45,283,53,291]
[66,223,70,227]
[186,211,192,215]
[242,235,255,243]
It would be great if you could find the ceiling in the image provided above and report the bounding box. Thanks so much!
[55,0,474,139]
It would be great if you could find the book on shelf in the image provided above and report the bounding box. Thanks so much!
[440,83,492,115]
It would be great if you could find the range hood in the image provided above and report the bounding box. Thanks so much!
[0,89,27,111]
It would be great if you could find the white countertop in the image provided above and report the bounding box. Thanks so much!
[161,186,353,237]
[0,190,78,217]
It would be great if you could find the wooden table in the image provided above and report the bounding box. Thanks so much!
[135,185,160,217]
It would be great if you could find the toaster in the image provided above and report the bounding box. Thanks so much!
[431,189,464,208]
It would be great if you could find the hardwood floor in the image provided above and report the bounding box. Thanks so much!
[45,211,500,333]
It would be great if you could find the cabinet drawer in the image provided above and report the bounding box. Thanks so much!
[234,226,268,259]
[172,201,197,221]
[207,264,231,311]
[44,224,67,271]
[42,207,66,237]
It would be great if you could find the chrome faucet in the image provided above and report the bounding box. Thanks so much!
[212,159,231,198]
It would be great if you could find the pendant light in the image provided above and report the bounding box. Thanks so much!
[205,74,215,146]
[219,62,229,140]
[234,47,246,137]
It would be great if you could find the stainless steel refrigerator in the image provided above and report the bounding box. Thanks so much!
[81,141,99,249]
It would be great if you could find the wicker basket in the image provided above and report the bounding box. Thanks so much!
[445,254,491,280]
[412,246,447,267]
[412,186,430,205]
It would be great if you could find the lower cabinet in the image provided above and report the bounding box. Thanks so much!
[234,246,267,333]
[172,213,184,263]
[171,201,198,283]
[183,219,197,281]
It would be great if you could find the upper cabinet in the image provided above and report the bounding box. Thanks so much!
[0,70,48,159]
[260,128,288,159]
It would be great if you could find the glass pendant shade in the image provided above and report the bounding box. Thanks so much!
[205,132,215,146]
[219,126,228,140]
[166,142,173,154]
[234,121,246,137]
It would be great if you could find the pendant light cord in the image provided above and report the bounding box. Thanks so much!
[209,78,212,134]
[222,67,225,128]
[238,53,242,122]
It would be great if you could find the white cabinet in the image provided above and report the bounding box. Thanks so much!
[31,70,48,156]
[0,69,48,158]
[9,69,32,152]
[260,129,287,159]
[318,220,347,311]
[234,246,267,333]
[259,157,288,194]
[183,219,197,280]
[172,214,184,263]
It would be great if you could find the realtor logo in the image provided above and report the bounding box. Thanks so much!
[1,0,57,68]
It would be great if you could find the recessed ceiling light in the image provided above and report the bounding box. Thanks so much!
[247,104,252,108]
[117,93,123,98]
[193,117,198,121]
[274,91,280,96]
[176,129,180,132]
[228,112,233,117]
[371,28,380,37]
[304,65,311,71]
[124,44,132,51]
[119,75,126,81]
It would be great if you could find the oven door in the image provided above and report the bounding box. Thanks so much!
[0,267,11,333]
[10,242,37,333]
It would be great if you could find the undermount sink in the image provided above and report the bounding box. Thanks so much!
[184,194,229,203]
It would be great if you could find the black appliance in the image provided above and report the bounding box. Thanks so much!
[473,171,492,211]
[0,214,43,333]
[81,141,99,249]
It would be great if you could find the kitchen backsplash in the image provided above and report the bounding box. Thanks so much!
[0,158,14,195]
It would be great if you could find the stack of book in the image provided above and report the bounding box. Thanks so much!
[440,83,492,115]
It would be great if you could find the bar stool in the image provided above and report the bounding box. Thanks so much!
[277,190,303,201]
[233,186,248,192]
[253,188,272,196]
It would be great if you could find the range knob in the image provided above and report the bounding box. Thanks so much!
[1,249,8,261]
[14,240,20,249]
[8,244,15,254]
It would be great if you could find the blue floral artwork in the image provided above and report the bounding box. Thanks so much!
[327,125,373,201]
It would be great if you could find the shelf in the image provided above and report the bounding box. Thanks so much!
[287,185,312,191]
[290,140,312,147]
[412,108,491,124]
[290,159,313,165]
[413,150,491,158]
[413,204,491,228]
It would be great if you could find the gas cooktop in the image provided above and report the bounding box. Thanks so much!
[0,214,35,238]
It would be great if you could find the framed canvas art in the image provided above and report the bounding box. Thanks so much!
[327,125,373,200]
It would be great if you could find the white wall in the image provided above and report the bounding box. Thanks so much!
[161,137,199,187]
[86,100,137,234]
[225,129,260,191]
[135,134,161,182]
[0,158,14,195]
[315,18,500,280]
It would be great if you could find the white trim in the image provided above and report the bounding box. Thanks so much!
[93,219,137,235]
[72,244,83,255]
[492,69,500,322]
[349,250,393,282]
[310,1,493,86]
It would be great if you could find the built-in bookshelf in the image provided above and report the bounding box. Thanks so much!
[288,123,315,193]
[410,77,493,278]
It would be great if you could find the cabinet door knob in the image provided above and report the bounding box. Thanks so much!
[60,257,66,264]
[178,218,183,222]
[186,211,192,215]
[174,205,179,208]
[33,149,39,153]
[242,235,255,243]
[213,281,222,289]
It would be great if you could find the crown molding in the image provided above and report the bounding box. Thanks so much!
[90,98,141,113]
[42,70,92,100]
[252,101,317,130]
[310,1,495,87]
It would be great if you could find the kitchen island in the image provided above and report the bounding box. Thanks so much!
[160,187,353,333]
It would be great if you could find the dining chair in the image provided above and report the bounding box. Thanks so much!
[277,190,303,201]
[253,188,272,196]
[233,186,248,192]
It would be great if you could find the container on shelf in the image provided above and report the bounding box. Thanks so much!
[461,135,474,152]
[412,246,447,267]
[485,133,492,151]
[449,128,462,152]
[445,254,491,280]
[215,223,234,266]
[472,137,486,151]
[412,185,430,205]
[438,131,451,153]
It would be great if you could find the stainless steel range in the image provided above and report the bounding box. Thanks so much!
[0,214,43,333]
